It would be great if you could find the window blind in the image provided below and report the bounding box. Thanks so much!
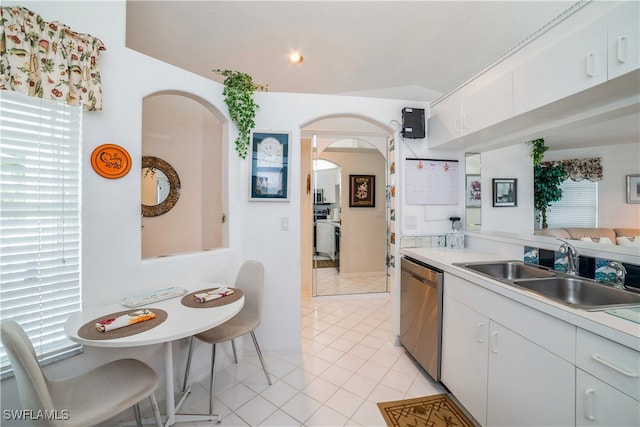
[0,91,82,376]
[546,179,598,228]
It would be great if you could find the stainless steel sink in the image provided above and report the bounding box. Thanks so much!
[455,260,640,311]
[459,261,556,280]
[512,277,640,311]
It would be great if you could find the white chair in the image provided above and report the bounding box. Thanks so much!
[182,260,272,415]
[1,320,163,427]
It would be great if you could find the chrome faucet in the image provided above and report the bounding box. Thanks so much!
[608,261,627,290]
[557,239,579,275]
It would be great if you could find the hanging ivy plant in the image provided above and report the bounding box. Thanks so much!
[213,69,268,159]
[529,138,565,229]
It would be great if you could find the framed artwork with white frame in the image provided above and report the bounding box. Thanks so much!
[250,131,290,201]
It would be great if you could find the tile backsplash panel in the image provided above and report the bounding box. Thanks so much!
[523,246,638,289]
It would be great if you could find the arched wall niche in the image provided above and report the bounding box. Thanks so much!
[141,90,226,258]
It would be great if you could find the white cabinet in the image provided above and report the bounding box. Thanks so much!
[487,321,575,427]
[442,273,576,426]
[442,295,489,425]
[315,168,339,204]
[428,93,463,146]
[316,221,335,257]
[461,73,514,135]
[428,73,513,148]
[513,16,607,115]
[607,1,640,80]
[575,328,640,426]
[576,370,640,427]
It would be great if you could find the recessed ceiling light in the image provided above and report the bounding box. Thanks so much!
[288,52,304,65]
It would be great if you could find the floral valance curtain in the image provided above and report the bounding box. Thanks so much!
[0,6,106,111]
[542,157,603,182]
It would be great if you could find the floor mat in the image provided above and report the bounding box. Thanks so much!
[377,394,475,427]
[315,259,337,268]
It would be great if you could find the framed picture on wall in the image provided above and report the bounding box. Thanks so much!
[250,131,290,201]
[492,178,517,207]
[466,174,481,207]
[627,174,640,204]
[349,174,375,207]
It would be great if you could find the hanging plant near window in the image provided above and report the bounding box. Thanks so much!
[213,69,269,159]
[529,138,565,229]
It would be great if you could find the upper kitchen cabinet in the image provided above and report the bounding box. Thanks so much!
[427,92,463,147]
[428,1,639,152]
[607,1,639,80]
[513,16,607,116]
[429,73,514,148]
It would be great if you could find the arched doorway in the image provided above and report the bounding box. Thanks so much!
[299,115,392,297]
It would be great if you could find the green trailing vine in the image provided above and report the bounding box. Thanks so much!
[529,138,565,229]
[213,69,268,159]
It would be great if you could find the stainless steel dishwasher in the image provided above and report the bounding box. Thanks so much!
[400,256,444,381]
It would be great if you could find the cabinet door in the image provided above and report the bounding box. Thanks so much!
[513,16,607,115]
[316,222,334,255]
[487,321,575,427]
[462,72,514,135]
[608,1,640,80]
[442,295,489,426]
[577,369,640,427]
[427,93,462,148]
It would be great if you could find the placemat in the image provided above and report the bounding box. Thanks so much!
[78,308,167,340]
[181,287,243,309]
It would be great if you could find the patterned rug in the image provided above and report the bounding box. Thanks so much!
[377,394,475,427]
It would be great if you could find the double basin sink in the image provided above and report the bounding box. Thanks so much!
[454,261,640,311]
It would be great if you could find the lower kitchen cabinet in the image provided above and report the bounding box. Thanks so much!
[487,321,574,427]
[442,273,576,426]
[576,369,640,427]
[442,295,489,425]
[575,328,640,426]
[316,221,335,257]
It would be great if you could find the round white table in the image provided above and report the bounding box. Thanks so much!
[64,283,244,426]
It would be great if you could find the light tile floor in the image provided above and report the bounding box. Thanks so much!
[314,267,387,296]
[175,280,444,426]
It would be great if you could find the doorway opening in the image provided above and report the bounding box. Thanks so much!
[300,115,392,297]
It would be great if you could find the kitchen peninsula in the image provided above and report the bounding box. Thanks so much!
[400,246,639,427]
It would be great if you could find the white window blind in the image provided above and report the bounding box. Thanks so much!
[1,91,82,376]
[546,179,598,228]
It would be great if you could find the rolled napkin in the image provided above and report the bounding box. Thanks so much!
[95,309,156,332]
[194,286,234,303]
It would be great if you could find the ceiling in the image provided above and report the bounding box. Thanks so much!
[125,1,638,151]
[126,1,576,102]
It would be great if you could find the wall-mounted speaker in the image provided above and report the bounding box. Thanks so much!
[401,107,425,139]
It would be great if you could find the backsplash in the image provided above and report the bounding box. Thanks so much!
[524,246,640,290]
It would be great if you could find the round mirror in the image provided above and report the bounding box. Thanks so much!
[141,156,181,217]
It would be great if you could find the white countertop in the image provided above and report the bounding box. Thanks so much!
[400,247,640,350]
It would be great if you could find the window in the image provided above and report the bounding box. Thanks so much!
[546,179,598,228]
[1,91,82,376]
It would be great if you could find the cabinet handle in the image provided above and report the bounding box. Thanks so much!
[454,117,461,133]
[583,388,596,421]
[617,36,628,63]
[586,52,596,77]
[491,331,499,353]
[591,354,639,378]
[476,322,485,343]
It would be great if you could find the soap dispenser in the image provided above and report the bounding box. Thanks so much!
[447,216,464,249]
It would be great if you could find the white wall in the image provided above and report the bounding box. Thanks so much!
[481,143,535,234]
[2,1,428,414]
